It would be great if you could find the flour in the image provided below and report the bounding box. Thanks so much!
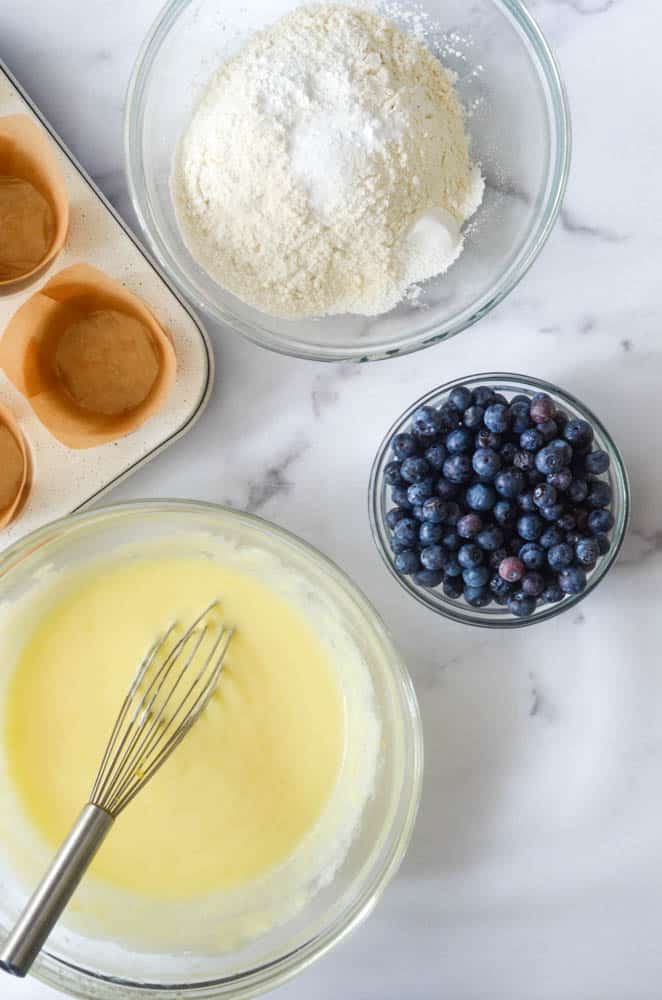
[173,4,484,319]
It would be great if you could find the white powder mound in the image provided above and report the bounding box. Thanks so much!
[173,4,484,319]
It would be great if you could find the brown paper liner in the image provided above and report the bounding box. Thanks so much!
[0,114,69,288]
[0,403,31,527]
[0,263,177,449]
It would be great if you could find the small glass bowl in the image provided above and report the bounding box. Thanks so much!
[369,374,631,629]
[125,0,570,362]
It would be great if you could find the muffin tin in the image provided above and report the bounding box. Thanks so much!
[0,61,213,548]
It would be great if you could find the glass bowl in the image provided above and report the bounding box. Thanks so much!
[0,500,422,999]
[125,0,571,362]
[369,374,631,628]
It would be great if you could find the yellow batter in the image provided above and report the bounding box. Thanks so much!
[5,554,344,900]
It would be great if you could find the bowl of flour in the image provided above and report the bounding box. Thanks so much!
[126,0,570,361]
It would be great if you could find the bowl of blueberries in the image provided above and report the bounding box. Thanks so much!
[369,373,630,627]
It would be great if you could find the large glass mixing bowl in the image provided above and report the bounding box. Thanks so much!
[0,501,422,999]
[125,0,570,361]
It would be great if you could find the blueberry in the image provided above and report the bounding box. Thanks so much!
[394,550,420,575]
[472,386,495,407]
[576,536,600,567]
[537,419,559,442]
[500,442,518,466]
[475,428,502,450]
[540,503,565,522]
[390,535,410,553]
[464,586,491,608]
[541,583,564,604]
[507,592,537,617]
[457,513,483,539]
[495,469,526,499]
[458,544,483,569]
[575,508,590,534]
[444,554,462,577]
[533,483,557,508]
[413,506,426,522]
[472,448,501,480]
[563,419,593,451]
[421,496,450,523]
[477,525,504,552]
[498,556,525,582]
[489,547,509,570]
[465,482,497,511]
[449,385,473,412]
[494,499,517,526]
[509,400,531,434]
[520,428,543,451]
[420,545,447,571]
[521,571,545,597]
[565,530,583,548]
[540,525,564,549]
[588,509,614,534]
[595,533,611,554]
[585,450,610,475]
[490,574,513,598]
[547,543,574,570]
[559,566,587,595]
[463,405,485,430]
[536,442,570,475]
[391,485,413,508]
[401,456,431,484]
[492,591,511,607]
[446,428,474,454]
[413,569,444,588]
[384,461,404,486]
[586,480,612,508]
[518,491,537,513]
[556,512,576,532]
[424,443,447,471]
[393,517,418,548]
[547,468,573,491]
[511,394,532,407]
[520,542,546,570]
[443,575,463,599]
[484,403,509,433]
[443,454,473,484]
[492,392,509,407]
[385,507,409,530]
[463,565,490,588]
[420,522,443,545]
[513,449,536,472]
[442,530,461,550]
[436,478,459,501]
[567,479,588,503]
[391,432,419,459]
[407,480,435,505]
[529,392,556,424]
[411,405,442,439]
[517,513,544,541]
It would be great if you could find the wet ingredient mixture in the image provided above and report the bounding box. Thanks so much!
[5,554,345,898]
[173,4,483,318]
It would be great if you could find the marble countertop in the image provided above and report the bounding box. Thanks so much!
[2,0,661,997]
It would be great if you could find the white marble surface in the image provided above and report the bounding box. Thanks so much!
[2,0,662,997]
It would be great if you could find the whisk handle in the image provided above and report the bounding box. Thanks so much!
[0,803,113,978]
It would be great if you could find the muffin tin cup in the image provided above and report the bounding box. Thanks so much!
[369,373,631,629]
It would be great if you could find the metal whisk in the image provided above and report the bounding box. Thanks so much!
[0,601,233,979]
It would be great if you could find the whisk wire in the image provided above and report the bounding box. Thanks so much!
[108,626,233,815]
[90,601,224,815]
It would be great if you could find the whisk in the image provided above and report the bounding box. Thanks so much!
[0,601,233,979]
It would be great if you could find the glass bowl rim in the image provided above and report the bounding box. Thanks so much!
[368,372,631,629]
[123,0,572,363]
[0,499,423,999]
